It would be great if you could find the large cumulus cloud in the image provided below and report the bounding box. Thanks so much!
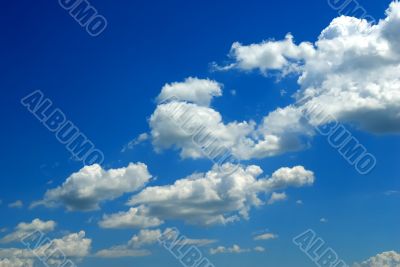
[100,164,314,227]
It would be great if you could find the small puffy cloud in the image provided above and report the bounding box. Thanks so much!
[95,247,150,258]
[258,166,315,190]
[99,207,163,229]
[253,233,278,241]
[32,163,152,211]
[354,251,400,267]
[156,77,222,107]
[267,192,287,205]
[121,133,149,152]
[0,219,56,244]
[179,238,217,246]
[296,200,303,205]
[218,33,314,74]
[130,228,216,247]
[95,228,214,258]
[128,229,162,248]
[210,244,264,255]
[0,258,34,267]
[95,229,158,258]
[384,190,400,196]
[254,246,266,252]
[8,201,23,209]
[320,218,328,223]
[108,164,315,227]
[210,244,249,255]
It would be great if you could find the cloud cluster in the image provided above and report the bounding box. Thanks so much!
[5,1,400,265]
[354,251,400,267]
[100,164,314,227]
[32,163,152,211]
[0,230,91,267]
[95,228,216,258]
[0,219,56,244]
[42,231,91,258]
[220,2,400,134]
[267,192,287,205]
[149,78,314,161]
[150,3,400,163]
[0,258,33,267]
[209,244,265,255]
[95,228,157,258]
[217,33,314,74]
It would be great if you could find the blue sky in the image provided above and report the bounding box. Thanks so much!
[1,0,400,266]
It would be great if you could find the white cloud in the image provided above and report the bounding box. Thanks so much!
[354,251,400,267]
[150,100,258,159]
[95,247,150,258]
[178,238,217,246]
[95,228,215,258]
[0,231,91,267]
[121,133,149,152]
[254,246,266,252]
[218,1,400,134]
[0,258,34,267]
[37,231,91,258]
[127,229,162,248]
[0,219,56,244]
[95,229,161,258]
[253,233,278,241]
[320,218,328,223]
[8,201,23,209]
[156,77,222,107]
[99,206,163,229]
[32,163,152,211]
[267,192,287,205]
[149,86,313,161]
[210,244,265,255]
[216,33,314,75]
[105,164,314,227]
[210,244,249,255]
[259,166,315,190]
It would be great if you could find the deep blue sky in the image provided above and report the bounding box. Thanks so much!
[0,0,399,266]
